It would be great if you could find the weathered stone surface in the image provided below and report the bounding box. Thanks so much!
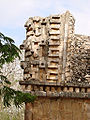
[20,11,90,120]
[26,97,89,120]
[21,11,90,85]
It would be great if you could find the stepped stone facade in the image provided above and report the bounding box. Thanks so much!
[20,11,90,120]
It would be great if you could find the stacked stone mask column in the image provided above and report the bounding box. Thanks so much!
[20,11,75,84]
[46,14,61,83]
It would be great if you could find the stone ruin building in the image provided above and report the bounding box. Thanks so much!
[20,11,90,120]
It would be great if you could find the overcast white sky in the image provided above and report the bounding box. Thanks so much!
[0,0,90,45]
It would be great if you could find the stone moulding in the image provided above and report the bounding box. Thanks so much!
[19,80,90,98]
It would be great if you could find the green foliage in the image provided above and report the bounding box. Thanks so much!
[0,32,21,67]
[0,86,36,108]
[0,32,36,108]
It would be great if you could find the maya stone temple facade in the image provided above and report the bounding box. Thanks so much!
[20,11,90,120]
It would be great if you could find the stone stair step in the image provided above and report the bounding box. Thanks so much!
[49,48,59,51]
[48,66,58,69]
[48,43,60,46]
[50,36,60,40]
[50,19,61,24]
[49,31,60,35]
[48,54,59,57]
[48,71,58,75]
[50,25,60,30]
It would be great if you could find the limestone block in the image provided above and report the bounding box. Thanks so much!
[47,73,58,80]
[75,88,80,93]
[40,86,43,91]
[69,87,73,92]
[48,65,58,69]
[48,54,59,57]
[50,35,60,40]
[51,87,56,92]
[50,19,61,24]
[50,24,60,29]
[63,87,68,92]
[49,30,60,35]
[81,88,85,93]
[87,88,90,93]
[56,87,61,92]
[49,47,59,51]
[48,42,60,46]
[45,86,50,92]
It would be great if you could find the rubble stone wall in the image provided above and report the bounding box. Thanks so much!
[67,34,90,83]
